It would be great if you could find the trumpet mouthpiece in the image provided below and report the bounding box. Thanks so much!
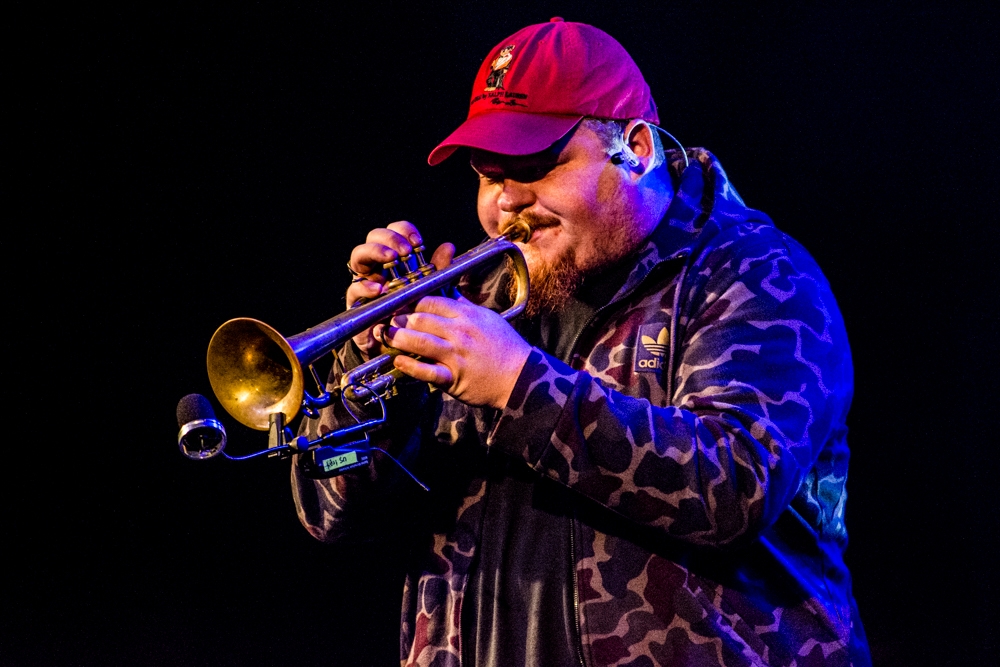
[501,219,532,243]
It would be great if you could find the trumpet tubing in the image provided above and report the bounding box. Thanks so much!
[206,232,530,430]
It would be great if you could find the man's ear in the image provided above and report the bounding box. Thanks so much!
[625,121,657,175]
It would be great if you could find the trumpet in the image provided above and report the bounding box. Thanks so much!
[205,221,531,433]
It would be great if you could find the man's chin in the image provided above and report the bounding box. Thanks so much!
[521,249,584,319]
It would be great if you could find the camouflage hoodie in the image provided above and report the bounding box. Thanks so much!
[293,149,870,667]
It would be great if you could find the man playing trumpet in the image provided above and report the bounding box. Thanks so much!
[294,18,870,667]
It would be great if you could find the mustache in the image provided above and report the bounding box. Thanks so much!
[516,212,560,230]
[500,212,560,241]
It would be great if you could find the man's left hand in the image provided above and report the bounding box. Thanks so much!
[379,296,532,409]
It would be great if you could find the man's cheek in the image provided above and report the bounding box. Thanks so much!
[522,237,560,272]
[520,244,544,275]
[477,195,501,236]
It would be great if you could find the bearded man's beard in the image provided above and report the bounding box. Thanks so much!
[518,244,585,319]
[505,207,644,319]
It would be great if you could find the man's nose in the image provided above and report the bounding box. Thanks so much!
[497,179,535,213]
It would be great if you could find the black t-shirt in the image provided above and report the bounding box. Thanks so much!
[461,253,635,667]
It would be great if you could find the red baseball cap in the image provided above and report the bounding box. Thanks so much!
[428,18,659,166]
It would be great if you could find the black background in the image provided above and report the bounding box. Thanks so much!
[7,2,998,665]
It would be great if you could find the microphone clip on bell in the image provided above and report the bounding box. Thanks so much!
[174,392,378,474]
[174,390,428,490]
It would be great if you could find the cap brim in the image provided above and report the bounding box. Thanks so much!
[428,111,583,166]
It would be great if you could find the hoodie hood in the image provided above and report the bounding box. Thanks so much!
[618,148,771,300]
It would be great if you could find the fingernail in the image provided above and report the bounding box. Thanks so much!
[409,233,421,245]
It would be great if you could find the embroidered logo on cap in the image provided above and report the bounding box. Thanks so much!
[635,324,669,372]
[485,45,515,91]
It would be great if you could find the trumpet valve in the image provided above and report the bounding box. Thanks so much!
[384,257,411,291]
[384,258,403,280]
[386,247,436,291]
[413,245,436,277]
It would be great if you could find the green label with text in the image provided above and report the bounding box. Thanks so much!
[322,451,359,472]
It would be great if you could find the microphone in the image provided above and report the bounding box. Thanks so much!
[176,393,227,460]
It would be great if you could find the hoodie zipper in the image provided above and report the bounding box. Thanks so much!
[566,251,689,368]
[569,510,586,667]
[563,251,690,667]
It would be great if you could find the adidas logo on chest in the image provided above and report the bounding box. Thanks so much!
[634,323,670,372]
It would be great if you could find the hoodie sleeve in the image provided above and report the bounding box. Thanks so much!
[291,254,517,545]
[291,344,434,544]
[488,232,853,547]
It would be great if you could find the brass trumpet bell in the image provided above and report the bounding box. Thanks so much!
[207,318,304,431]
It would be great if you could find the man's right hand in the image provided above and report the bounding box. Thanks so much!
[346,220,455,359]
